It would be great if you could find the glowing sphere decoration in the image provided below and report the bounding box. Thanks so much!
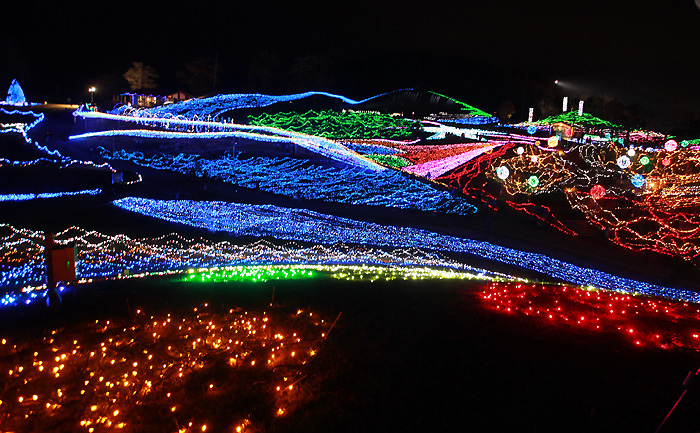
[527,175,540,188]
[664,140,678,152]
[662,157,671,167]
[627,148,636,157]
[547,136,559,148]
[617,155,631,169]
[496,166,510,180]
[531,155,539,163]
[639,156,650,166]
[681,140,689,148]
[516,146,525,155]
[631,174,645,188]
[527,125,537,135]
[590,184,606,200]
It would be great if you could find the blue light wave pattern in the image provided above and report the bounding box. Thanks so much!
[0,108,45,143]
[100,149,477,215]
[109,90,403,120]
[112,197,700,302]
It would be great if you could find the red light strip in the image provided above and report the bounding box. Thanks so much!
[478,281,700,350]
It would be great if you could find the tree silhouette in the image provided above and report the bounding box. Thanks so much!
[176,57,218,96]
[123,62,158,91]
[497,100,516,121]
[289,55,335,91]
[247,50,284,93]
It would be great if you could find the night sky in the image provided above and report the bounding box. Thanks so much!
[2,0,699,129]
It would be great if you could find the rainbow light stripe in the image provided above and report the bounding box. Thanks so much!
[112,197,699,302]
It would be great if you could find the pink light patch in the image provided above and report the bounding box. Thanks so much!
[403,144,502,179]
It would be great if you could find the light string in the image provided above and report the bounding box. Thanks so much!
[71,108,384,171]
[424,91,494,119]
[403,144,502,179]
[247,110,420,141]
[479,281,700,351]
[0,188,102,202]
[0,108,142,187]
[0,221,502,306]
[435,133,700,259]
[97,148,477,216]
[0,305,331,432]
[0,108,45,144]
[112,197,699,302]
[529,111,622,129]
[111,89,408,120]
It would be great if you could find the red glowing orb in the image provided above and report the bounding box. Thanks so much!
[590,184,606,200]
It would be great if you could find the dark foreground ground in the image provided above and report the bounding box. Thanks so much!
[2,276,699,433]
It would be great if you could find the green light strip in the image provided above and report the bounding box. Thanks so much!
[182,266,318,283]
[176,264,508,284]
[532,111,621,129]
[427,91,493,117]
[365,154,411,169]
[248,110,420,140]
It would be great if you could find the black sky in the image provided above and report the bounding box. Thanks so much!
[2,0,699,127]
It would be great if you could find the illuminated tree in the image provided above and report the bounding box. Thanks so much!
[123,61,158,91]
[5,79,26,104]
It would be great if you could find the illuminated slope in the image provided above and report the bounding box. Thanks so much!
[112,197,699,302]
[114,90,403,120]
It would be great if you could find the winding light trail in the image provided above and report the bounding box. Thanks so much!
[70,108,385,171]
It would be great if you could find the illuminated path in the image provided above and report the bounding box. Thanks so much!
[70,108,384,171]
[0,188,102,201]
[113,197,700,302]
[68,91,411,171]
[0,221,502,306]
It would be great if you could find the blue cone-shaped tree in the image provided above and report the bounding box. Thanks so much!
[6,79,26,105]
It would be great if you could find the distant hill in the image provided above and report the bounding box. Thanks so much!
[111,88,494,122]
[350,89,494,118]
[532,111,621,129]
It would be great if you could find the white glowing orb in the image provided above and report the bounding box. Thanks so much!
[496,166,510,180]
[516,146,525,155]
[627,148,635,157]
[664,139,678,152]
[617,155,631,169]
